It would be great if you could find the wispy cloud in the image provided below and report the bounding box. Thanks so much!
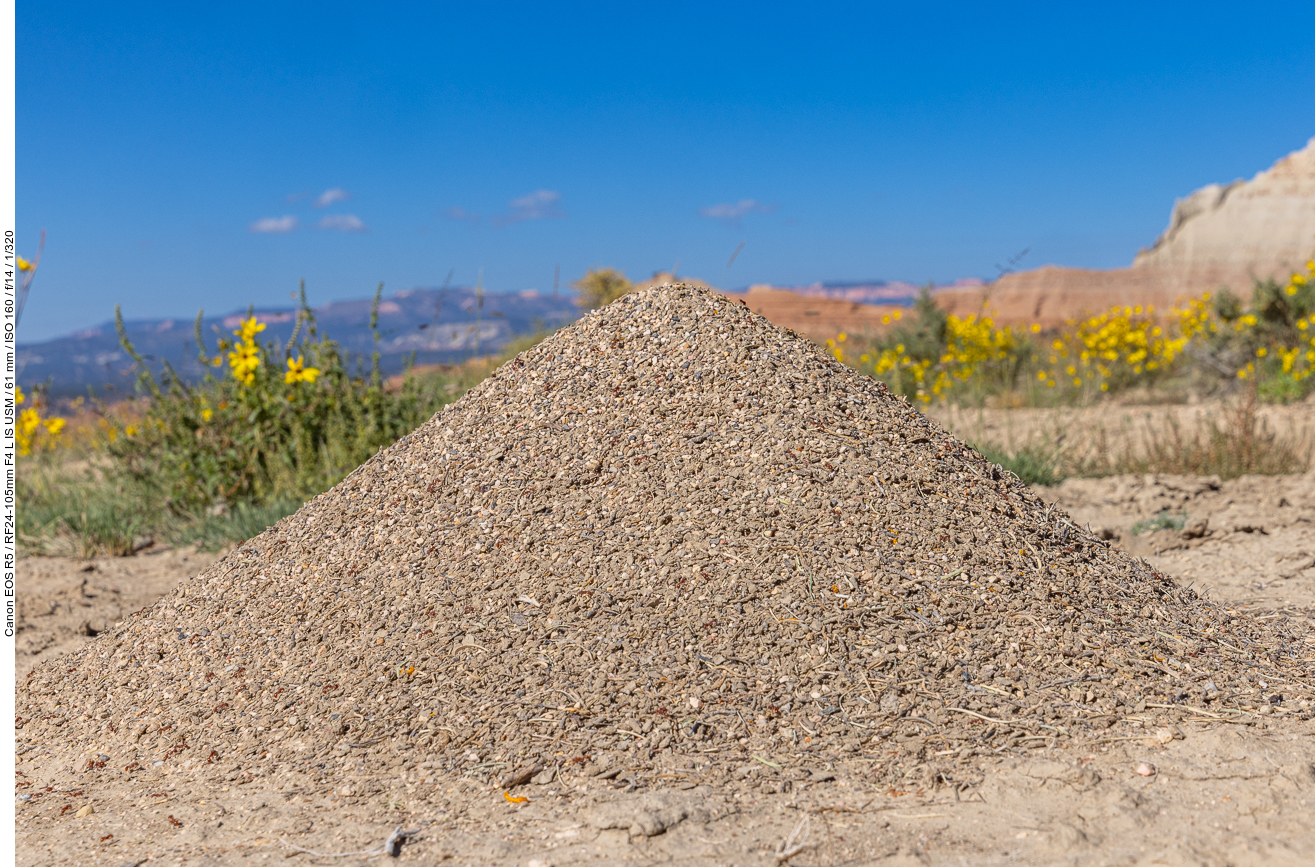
[314,188,350,208]
[492,189,563,226]
[444,206,481,223]
[699,199,777,226]
[250,215,299,233]
[317,214,368,233]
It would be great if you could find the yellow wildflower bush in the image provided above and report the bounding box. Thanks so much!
[833,251,1315,406]
[103,283,442,514]
[838,301,1025,405]
[1042,304,1186,395]
[14,385,66,456]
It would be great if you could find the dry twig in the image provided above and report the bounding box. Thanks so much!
[280,825,416,859]
[775,815,815,863]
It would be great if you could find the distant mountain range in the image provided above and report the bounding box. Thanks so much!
[18,286,582,397]
[758,278,986,306]
[19,278,988,396]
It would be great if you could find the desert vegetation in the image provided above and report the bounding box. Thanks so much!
[833,259,1315,483]
[572,266,634,308]
[833,258,1315,407]
[17,284,535,556]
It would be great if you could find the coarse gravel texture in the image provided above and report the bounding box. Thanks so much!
[17,285,1315,831]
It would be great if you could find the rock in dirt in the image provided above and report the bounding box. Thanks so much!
[586,788,716,837]
[16,284,1314,806]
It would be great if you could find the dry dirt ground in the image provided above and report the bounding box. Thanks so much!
[14,476,1315,867]
[927,400,1315,475]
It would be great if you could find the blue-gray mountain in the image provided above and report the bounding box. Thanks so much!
[18,287,582,397]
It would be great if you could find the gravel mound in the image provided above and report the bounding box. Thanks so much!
[19,285,1314,799]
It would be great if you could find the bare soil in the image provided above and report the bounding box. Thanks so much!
[15,546,221,680]
[14,287,1315,866]
[1040,472,1315,619]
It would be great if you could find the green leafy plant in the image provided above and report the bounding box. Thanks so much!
[971,441,1065,487]
[104,283,443,514]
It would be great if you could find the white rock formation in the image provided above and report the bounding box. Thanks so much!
[1133,136,1315,283]
[934,136,1315,325]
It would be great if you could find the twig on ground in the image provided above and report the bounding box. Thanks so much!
[775,815,815,863]
[280,825,417,859]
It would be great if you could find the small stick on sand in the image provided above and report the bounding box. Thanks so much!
[775,815,814,863]
[280,825,416,859]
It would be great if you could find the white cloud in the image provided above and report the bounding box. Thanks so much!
[314,188,350,208]
[445,206,480,223]
[699,199,777,225]
[249,215,299,233]
[493,189,563,226]
[317,214,368,233]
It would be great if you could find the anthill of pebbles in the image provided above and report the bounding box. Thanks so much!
[18,285,1314,801]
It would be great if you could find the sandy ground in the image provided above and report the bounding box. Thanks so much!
[14,476,1315,866]
[15,546,222,680]
[1040,473,1315,619]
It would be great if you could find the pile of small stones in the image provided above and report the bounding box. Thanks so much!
[19,285,1314,799]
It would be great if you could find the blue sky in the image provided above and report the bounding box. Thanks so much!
[17,1,1315,341]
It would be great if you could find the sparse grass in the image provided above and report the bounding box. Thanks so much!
[1131,510,1187,536]
[938,386,1313,488]
[1068,389,1312,480]
[17,458,155,558]
[970,441,1065,486]
[174,496,306,551]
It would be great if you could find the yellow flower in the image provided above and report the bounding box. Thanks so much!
[14,385,24,404]
[18,408,40,438]
[238,317,267,341]
[16,256,32,272]
[227,317,266,386]
[285,355,320,384]
[43,418,65,436]
[201,408,213,422]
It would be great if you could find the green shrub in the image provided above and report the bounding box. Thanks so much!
[573,268,633,309]
[971,441,1065,487]
[105,283,446,515]
[12,283,536,555]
